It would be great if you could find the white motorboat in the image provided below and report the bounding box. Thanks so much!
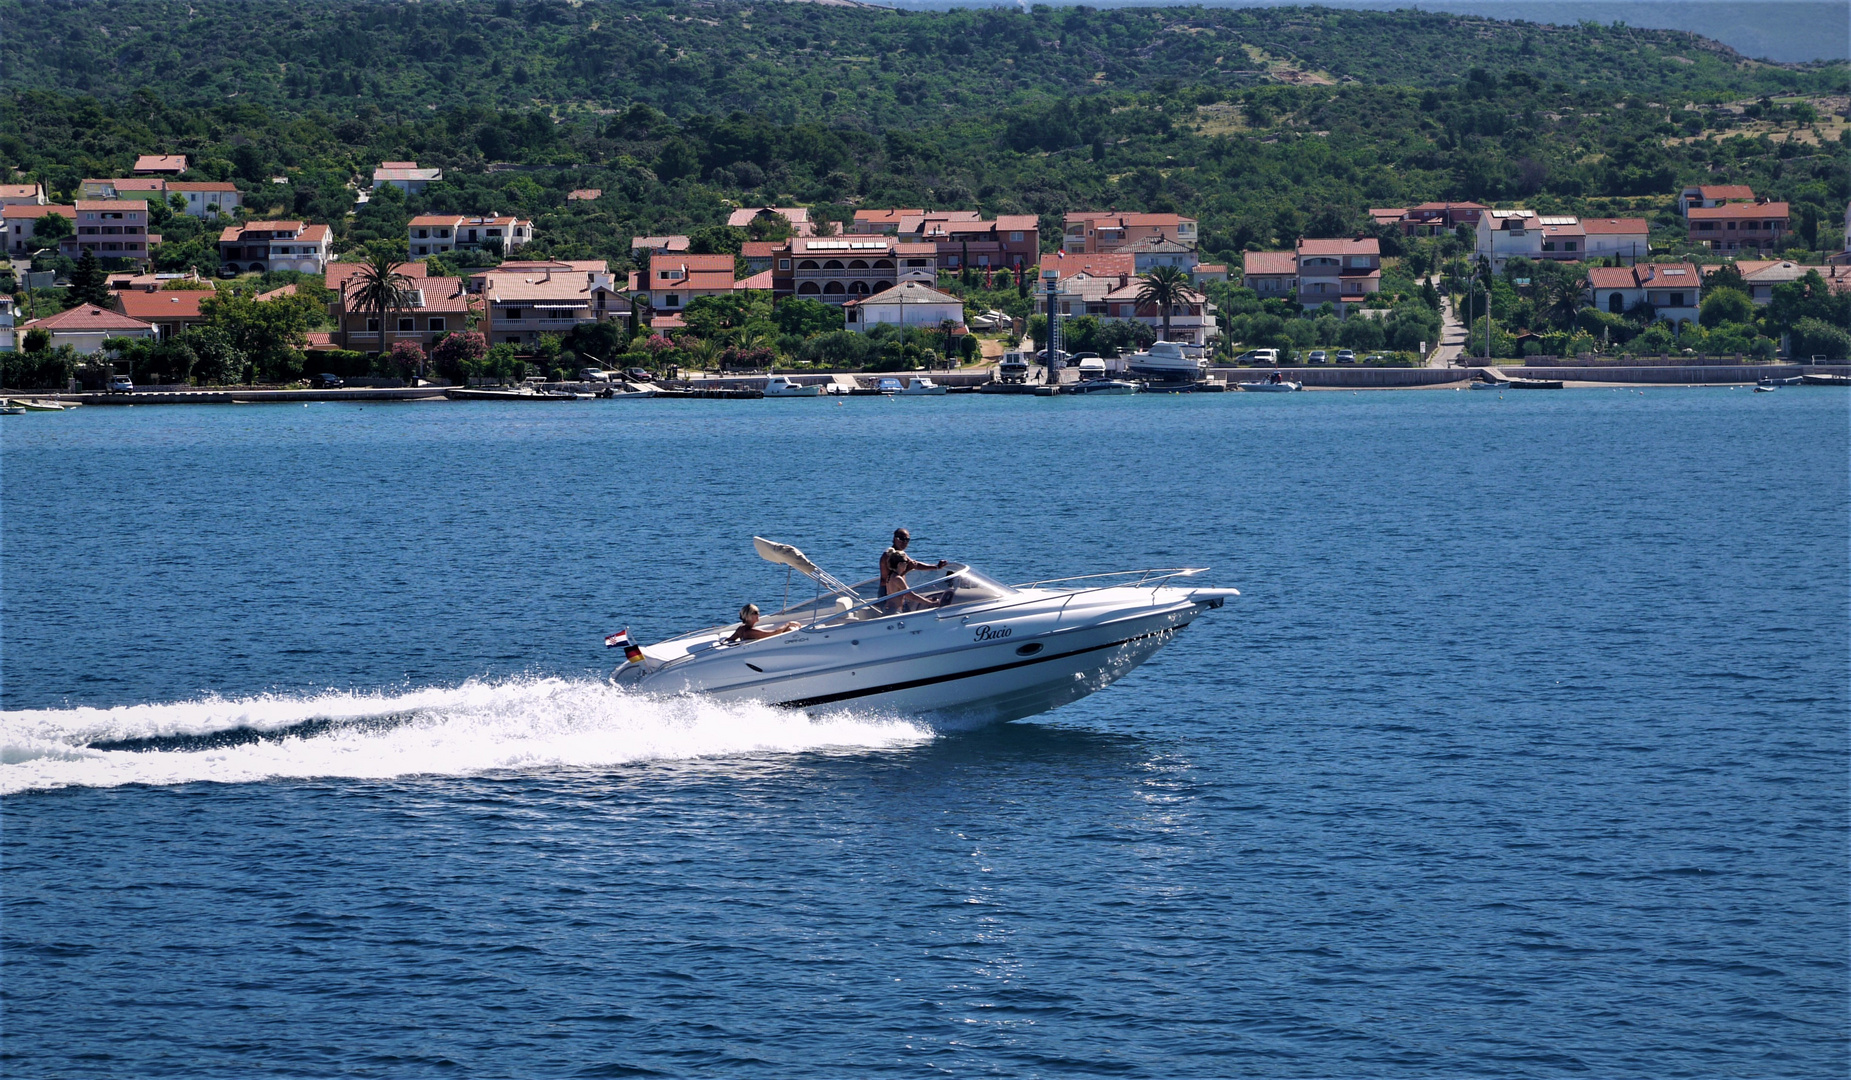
[764,375,823,397]
[6,398,74,411]
[611,537,1237,726]
[1126,341,1207,383]
[1237,378,1302,392]
[899,377,947,396]
[1066,378,1141,395]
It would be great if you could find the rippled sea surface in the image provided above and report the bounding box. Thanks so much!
[3,388,1847,1077]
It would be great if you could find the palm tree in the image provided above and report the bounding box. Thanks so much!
[1134,265,1192,343]
[1541,275,1585,331]
[348,249,413,357]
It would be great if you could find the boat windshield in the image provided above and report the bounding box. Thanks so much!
[805,563,1015,625]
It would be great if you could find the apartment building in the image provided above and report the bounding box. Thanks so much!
[769,237,938,304]
[169,182,242,218]
[1296,238,1381,310]
[407,214,534,257]
[335,275,478,351]
[628,254,739,325]
[63,200,155,264]
[1678,184,1756,216]
[217,220,332,273]
[1240,251,1299,298]
[896,212,1039,271]
[1061,212,1198,254]
[1687,201,1789,254]
[476,268,628,346]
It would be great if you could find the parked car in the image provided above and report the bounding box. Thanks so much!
[577,367,613,382]
[312,372,344,389]
[107,375,134,393]
[1335,349,1357,365]
[626,368,653,382]
[1235,349,1278,366]
[1307,350,1328,365]
[216,266,238,279]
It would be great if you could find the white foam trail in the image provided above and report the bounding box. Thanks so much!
[0,677,934,794]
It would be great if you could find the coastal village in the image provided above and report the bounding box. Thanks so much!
[4,150,1850,396]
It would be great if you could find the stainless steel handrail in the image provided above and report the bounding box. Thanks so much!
[798,569,976,631]
[1009,567,1207,589]
[937,567,1209,620]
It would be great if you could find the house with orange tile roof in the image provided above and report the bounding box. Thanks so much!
[1039,252,1135,282]
[20,304,155,353]
[727,206,813,236]
[1382,201,1488,236]
[133,155,187,175]
[1687,201,1788,254]
[0,182,46,207]
[218,220,332,273]
[64,200,154,264]
[4,203,75,256]
[407,214,533,257]
[1580,218,1650,263]
[474,266,629,347]
[848,209,926,235]
[631,235,690,257]
[1586,263,1701,324]
[1034,270,1217,345]
[334,275,484,352]
[1240,251,1298,298]
[741,241,780,274]
[895,212,1039,272]
[1061,212,1198,254]
[769,236,938,305]
[325,259,428,297]
[1296,238,1380,310]
[1678,184,1757,216]
[113,289,213,339]
[79,177,168,200]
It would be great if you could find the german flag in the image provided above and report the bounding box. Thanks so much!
[605,628,644,665]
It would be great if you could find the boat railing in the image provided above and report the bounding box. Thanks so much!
[1010,567,1207,590]
[796,569,982,631]
[942,567,1208,619]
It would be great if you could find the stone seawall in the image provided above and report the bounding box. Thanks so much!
[1494,364,1851,385]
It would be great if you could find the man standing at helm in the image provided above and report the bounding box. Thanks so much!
[880,528,946,611]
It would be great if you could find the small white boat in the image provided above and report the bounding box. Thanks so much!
[1127,341,1208,383]
[1237,379,1302,392]
[0,404,24,415]
[5,398,72,411]
[1066,379,1141,395]
[611,537,1237,726]
[1469,381,1503,390]
[1754,384,1777,393]
[900,377,947,396]
[763,375,823,398]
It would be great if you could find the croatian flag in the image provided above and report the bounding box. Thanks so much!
[605,628,644,664]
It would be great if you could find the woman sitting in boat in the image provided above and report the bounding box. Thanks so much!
[726,604,800,643]
[880,528,947,612]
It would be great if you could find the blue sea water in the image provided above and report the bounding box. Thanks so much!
[2,388,1847,1077]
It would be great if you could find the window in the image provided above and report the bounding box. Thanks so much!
[1565,242,1577,251]
[664,294,680,307]
[506,336,520,343]
[1668,293,1685,307]
[506,308,524,320]
[398,318,415,332]
[429,318,445,332]
[1010,232,1023,242]
[778,259,790,270]
[416,229,428,238]
[367,318,381,331]
[1727,222,1737,230]
[1608,293,1624,314]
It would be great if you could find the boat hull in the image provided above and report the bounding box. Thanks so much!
[626,589,1223,726]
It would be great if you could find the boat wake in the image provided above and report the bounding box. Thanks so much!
[0,677,934,795]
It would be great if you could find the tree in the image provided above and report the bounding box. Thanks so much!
[1699,287,1754,329]
[200,289,319,383]
[772,297,839,339]
[432,330,488,383]
[23,327,51,354]
[389,339,426,381]
[346,250,413,355]
[1134,265,1192,342]
[31,211,73,249]
[69,249,111,307]
[1539,275,1585,331]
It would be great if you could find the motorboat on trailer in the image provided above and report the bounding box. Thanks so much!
[610,537,1237,725]
[1126,341,1208,384]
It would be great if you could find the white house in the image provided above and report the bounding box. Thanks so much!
[843,281,966,331]
[1586,263,1701,325]
[168,182,242,218]
[372,161,443,194]
[217,220,333,273]
[0,183,46,207]
[408,214,533,257]
[19,304,156,354]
